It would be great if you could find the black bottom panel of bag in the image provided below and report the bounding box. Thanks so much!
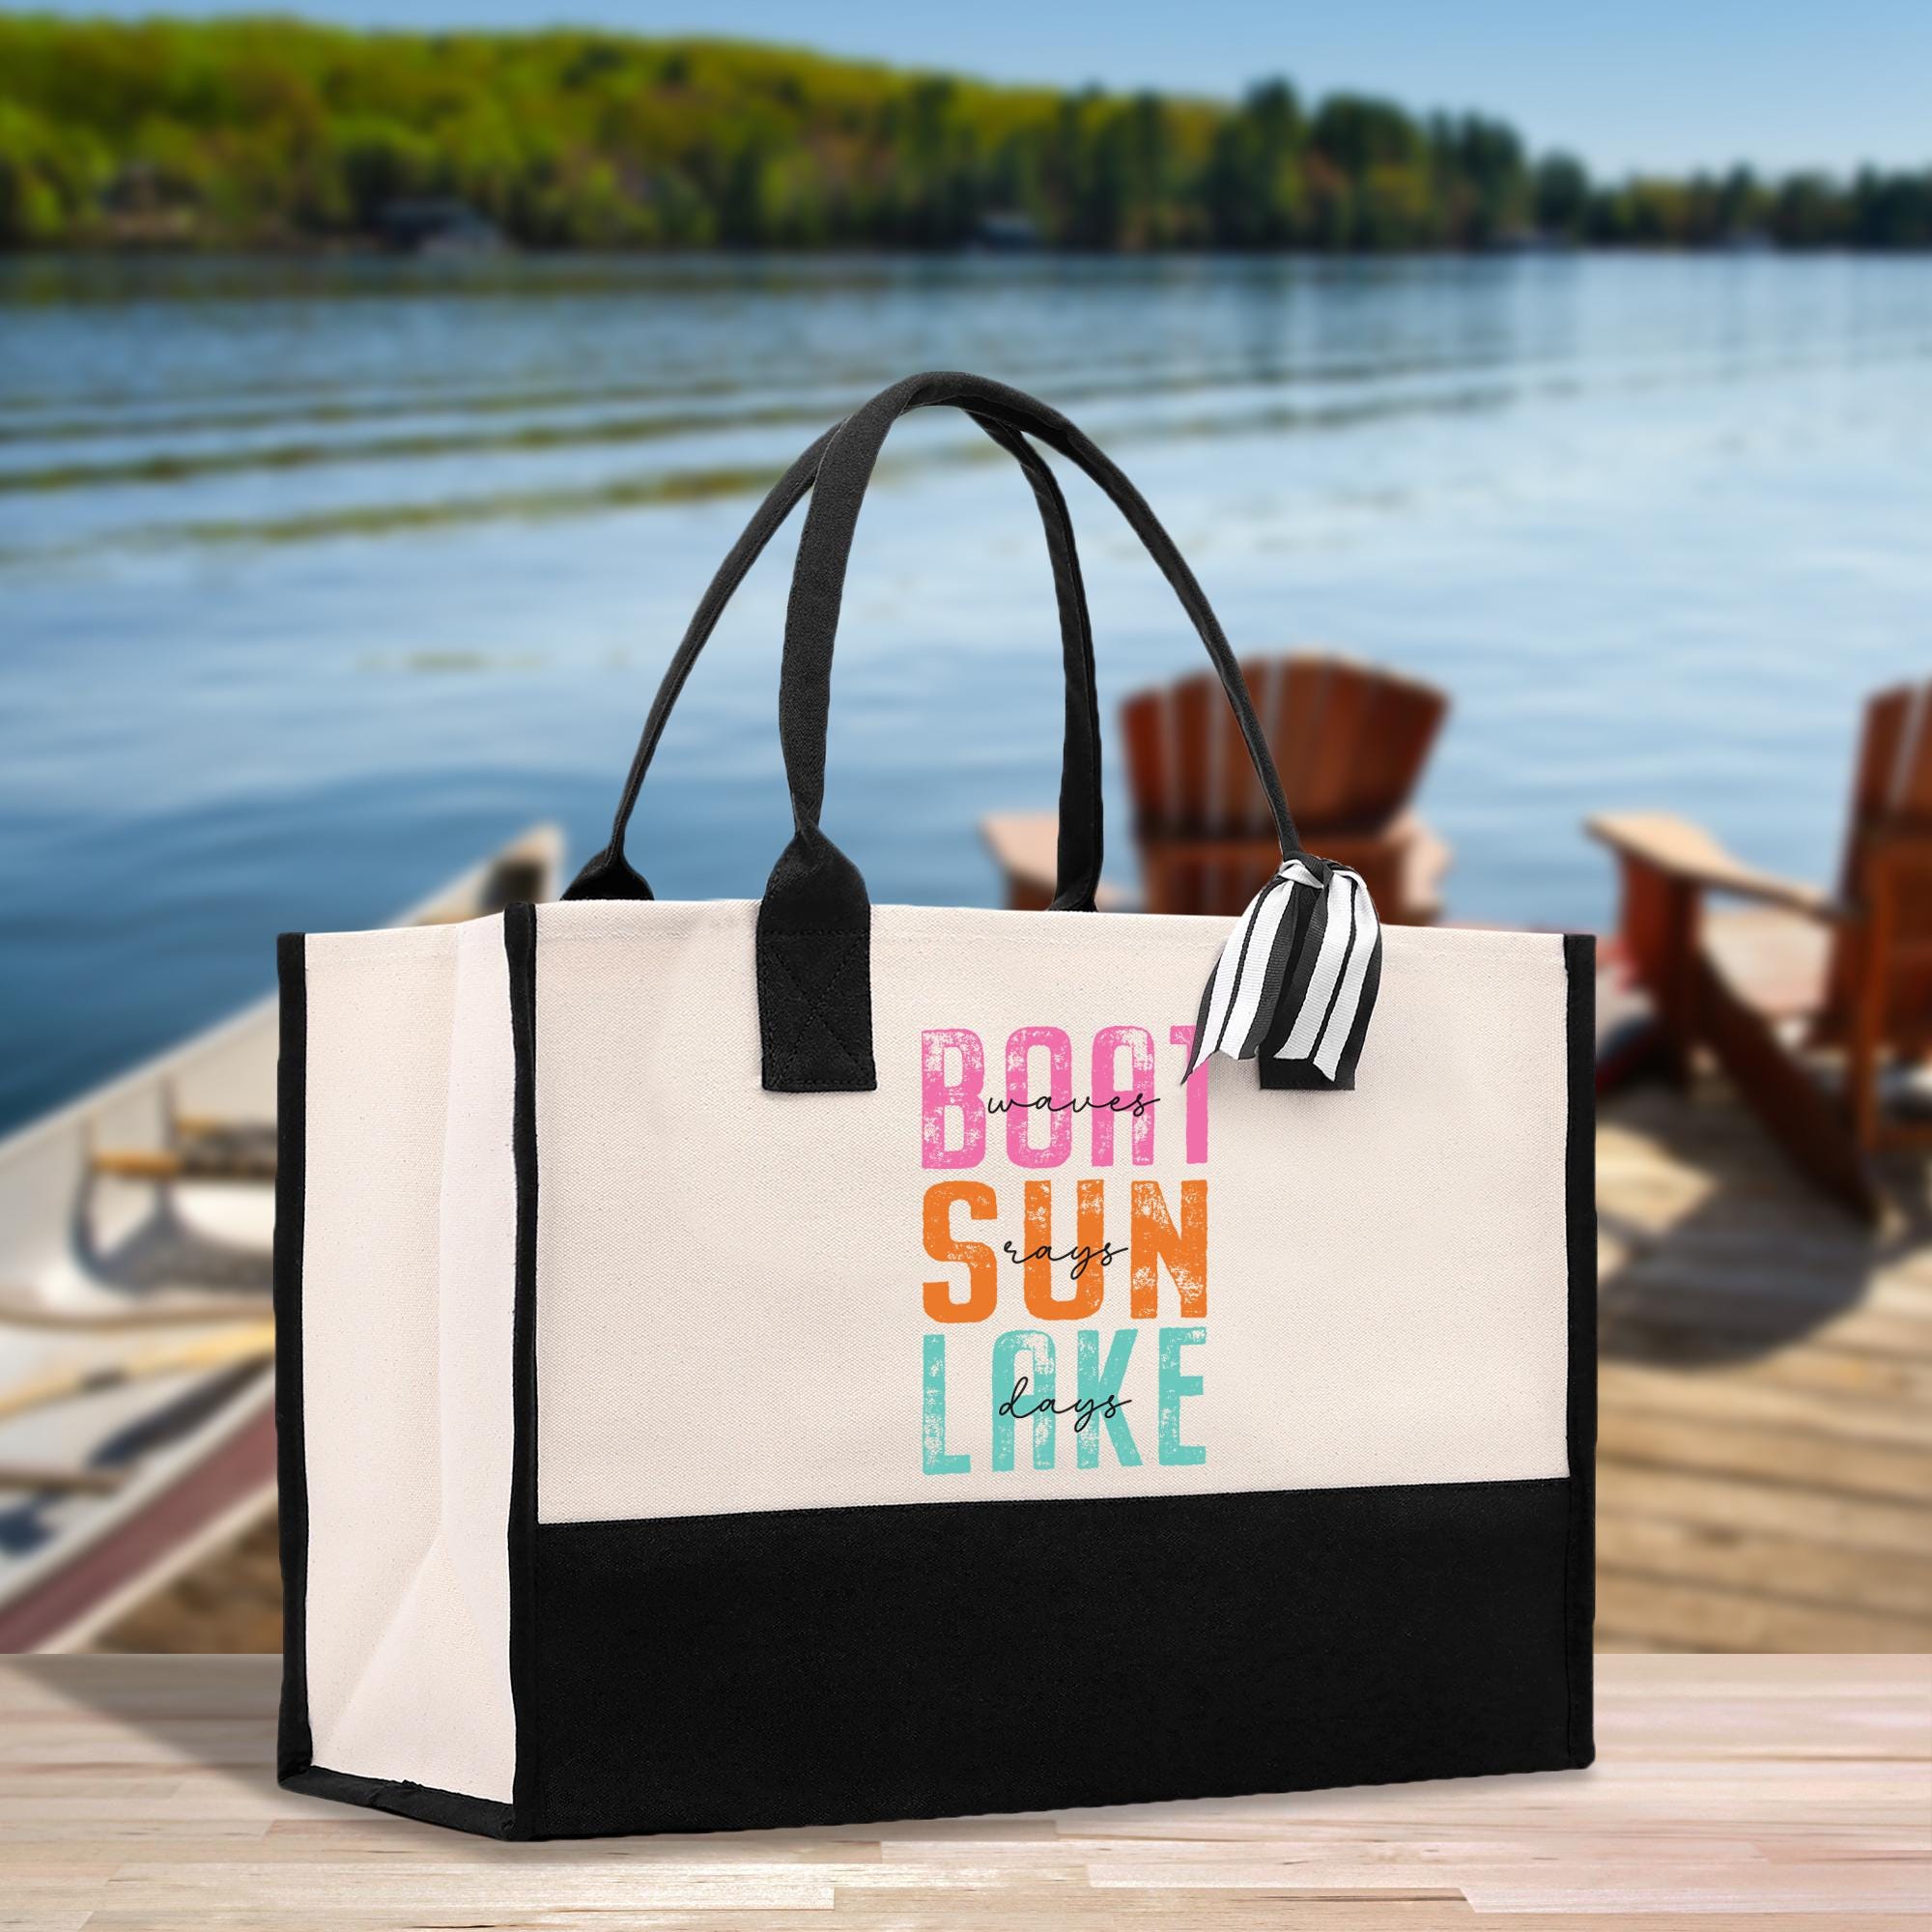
[282,1765,517,1839]
[530,1476,1587,1838]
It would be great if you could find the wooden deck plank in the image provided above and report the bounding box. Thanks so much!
[1602,1335,1932,1406]
[1603,1279,1932,1363]
[1597,1406,1932,1503]
[1594,1573,1927,1653]
[1596,1511,1932,1621]
[1595,1459,1932,1561]
[1601,1228,1932,1314]
[1601,1359,1932,1448]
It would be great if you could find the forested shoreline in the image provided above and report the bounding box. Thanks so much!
[2,16,1927,253]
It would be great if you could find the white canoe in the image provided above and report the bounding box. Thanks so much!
[0,826,563,1651]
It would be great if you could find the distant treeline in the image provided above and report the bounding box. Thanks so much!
[2,16,1928,253]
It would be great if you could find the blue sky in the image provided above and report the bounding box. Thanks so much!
[21,1,1928,178]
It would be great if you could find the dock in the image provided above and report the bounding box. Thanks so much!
[94,1078,1932,1657]
[1596,1076,1931,1651]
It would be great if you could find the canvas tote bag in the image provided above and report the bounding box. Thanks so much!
[273,371,1596,1841]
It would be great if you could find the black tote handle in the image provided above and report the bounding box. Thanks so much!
[755,372,1304,1093]
[565,412,1104,912]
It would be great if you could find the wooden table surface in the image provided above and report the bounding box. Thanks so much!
[1,1655,1926,1930]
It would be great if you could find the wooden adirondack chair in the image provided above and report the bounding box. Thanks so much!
[982,654,1451,923]
[1590,679,1932,1220]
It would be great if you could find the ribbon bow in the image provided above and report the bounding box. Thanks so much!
[1180,856,1383,1091]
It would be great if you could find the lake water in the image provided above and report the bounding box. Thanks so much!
[2,252,1928,1135]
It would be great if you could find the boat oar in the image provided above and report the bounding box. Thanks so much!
[0,1290,274,1332]
[0,1463,128,1495]
[0,1323,275,1429]
[90,1145,274,1185]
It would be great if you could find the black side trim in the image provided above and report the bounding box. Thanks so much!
[504,903,543,1838]
[271,931,311,1782]
[532,1476,1577,1839]
[1562,932,1599,1766]
[284,1765,517,1840]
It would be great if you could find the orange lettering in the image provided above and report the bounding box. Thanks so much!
[1130,1179,1208,1320]
[923,1180,999,1321]
[1021,1178,1107,1321]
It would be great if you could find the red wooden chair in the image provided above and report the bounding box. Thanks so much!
[983,653,1451,923]
[1590,679,1932,1219]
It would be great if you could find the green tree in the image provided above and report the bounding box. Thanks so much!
[1203,78,1304,246]
[1533,152,1591,239]
[1772,172,1846,247]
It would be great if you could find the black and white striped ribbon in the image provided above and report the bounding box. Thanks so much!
[1180,856,1383,1091]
